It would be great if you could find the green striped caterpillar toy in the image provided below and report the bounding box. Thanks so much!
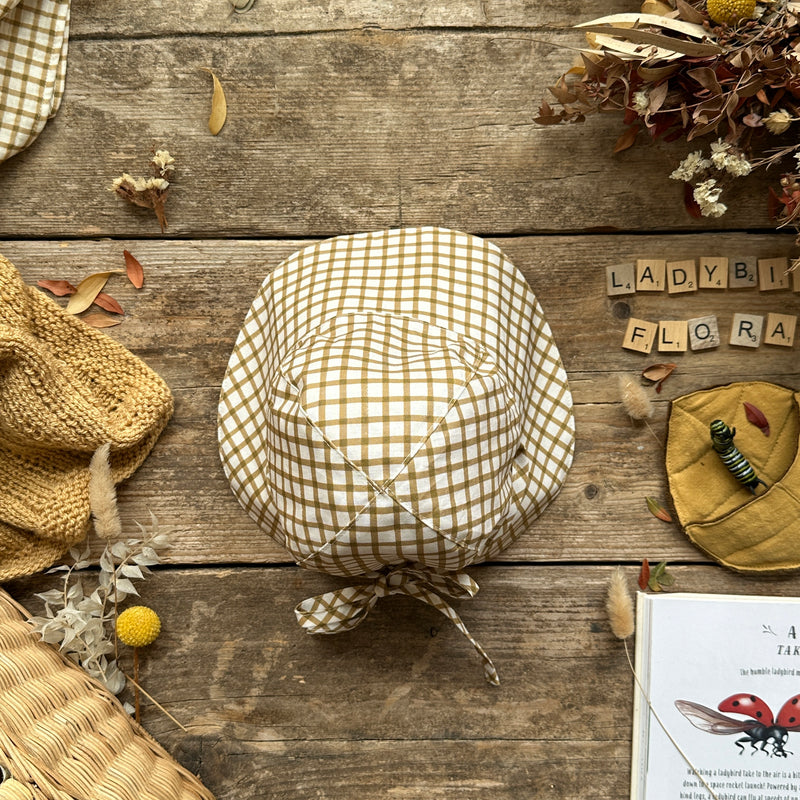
[709,419,767,494]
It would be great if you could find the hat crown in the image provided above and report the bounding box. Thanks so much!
[265,312,522,573]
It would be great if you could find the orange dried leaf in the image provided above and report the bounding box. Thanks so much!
[93,292,124,315]
[638,559,651,591]
[37,279,76,297]
[743,402,770,436]
[124,250,145,289]
[65,272,117,315]
[646,496,673,523]
[81,311,122,329]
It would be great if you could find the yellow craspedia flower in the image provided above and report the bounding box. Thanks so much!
[706,0,755,25]
[116,606,161,647]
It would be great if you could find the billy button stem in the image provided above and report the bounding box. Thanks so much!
[115,606,161,723]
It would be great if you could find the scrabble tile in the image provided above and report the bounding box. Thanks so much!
[658,320,688,352]
[698,257,728,289]
[729,313,764,348]
[793,264,800,293]
[635,259,666,291]
[688,315,720,351]
[622,318,658,353]
[606,263,636,296]
[757,257,790,291]
[666,259,697,294]
[729,259,758,288]
[764,313,797,347]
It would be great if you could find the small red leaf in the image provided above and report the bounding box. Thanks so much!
[124,249,145,289]
[646,496,673,523]
[683,182,702,219]
[743,402,770,436]
[92,292,124,315]
[37,279,77,297]
[638,559,651,591]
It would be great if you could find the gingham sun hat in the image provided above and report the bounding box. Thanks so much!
[0,0,71,163]
[218,227,575,683]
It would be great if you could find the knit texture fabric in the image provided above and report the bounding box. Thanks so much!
[667,381,800,573]
[0,254,173,580]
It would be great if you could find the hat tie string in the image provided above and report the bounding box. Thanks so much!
[294,566,499,685]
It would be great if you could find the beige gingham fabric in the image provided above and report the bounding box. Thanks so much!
[218,227,575,683]
[0,0,70,163]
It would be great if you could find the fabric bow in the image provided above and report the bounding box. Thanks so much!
[295,565,499,685]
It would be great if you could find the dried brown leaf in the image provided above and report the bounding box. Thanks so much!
[647,81,669,114]
[81,311,123,329]
[65,272,116,315]
[646,496,673,523]
[642,362,676,393]
[743,402,770,436]
[93,292,124,315]
[124,249,145,289]
[201,68,227,135]
[613,125,639,153]
[675,0,705,24]
[37,279,76,297]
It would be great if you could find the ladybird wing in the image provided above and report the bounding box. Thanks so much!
[675,700,758,735]
[776,695,800,730]
[717,693,774,726]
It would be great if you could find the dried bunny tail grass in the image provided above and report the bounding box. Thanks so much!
[619,375,663,446]
[619,374,653,420]
[89,443,122,540]
[606,567,635,640]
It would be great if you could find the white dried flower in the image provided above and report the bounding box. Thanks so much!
[151,149,175,175]
[709,139,752,177]
[632,90,649,116]
[693,178,727,218]
[765,109,794,135]
[669,151,712,182]
[144,177,170,191]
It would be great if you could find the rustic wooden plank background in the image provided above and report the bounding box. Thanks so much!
[2,1,799,798]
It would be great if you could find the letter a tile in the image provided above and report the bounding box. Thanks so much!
[635,259,666,292]
[764,313,797,347]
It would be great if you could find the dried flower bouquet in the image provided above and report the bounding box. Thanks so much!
[537,0,800,257]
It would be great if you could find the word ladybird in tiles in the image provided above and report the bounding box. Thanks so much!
[709,420,766,494]
[676,694,800,757]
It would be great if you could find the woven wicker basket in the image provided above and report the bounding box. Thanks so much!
[0,589,215,800]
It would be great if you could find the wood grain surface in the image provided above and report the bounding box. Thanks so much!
[2,1,799,798]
